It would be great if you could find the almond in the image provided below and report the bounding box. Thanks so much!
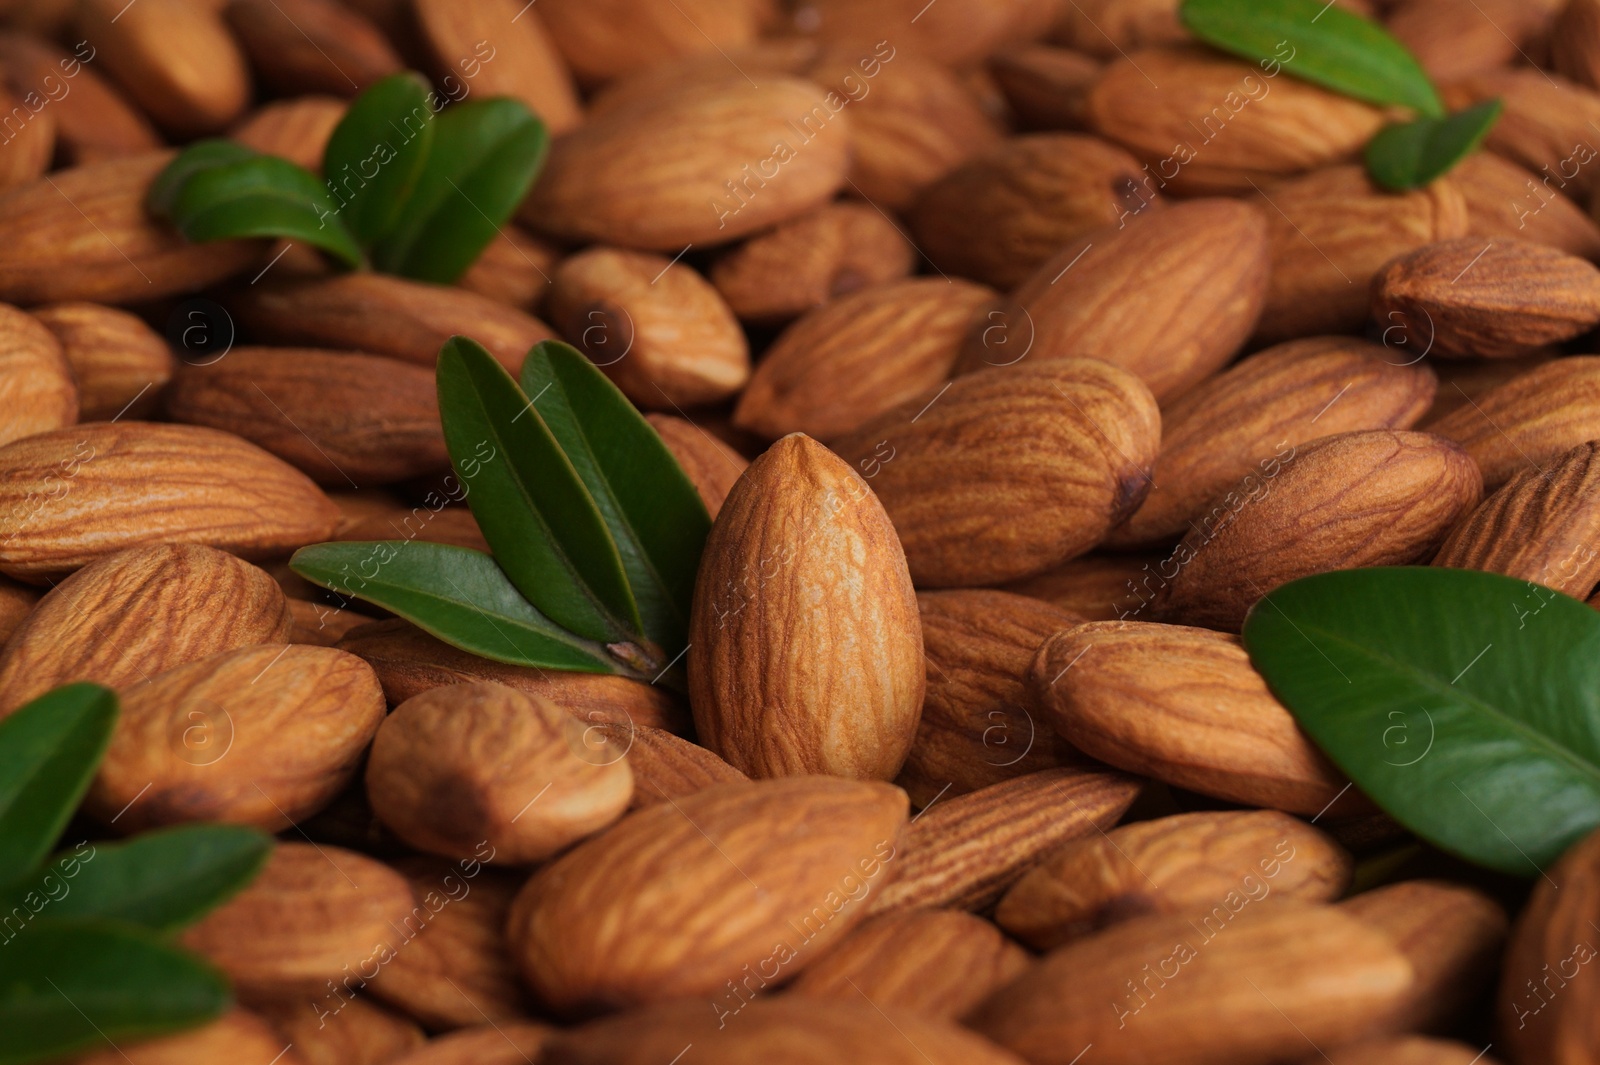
[1429,356,1600,490]
[988,45,1103,132]
[534,0,766,88]
[31,302,174,421]
[1452,152,1600,259]
[412,0,580,133]
[588,720,748,809]
[643,413,748,519]
[78,0,251,136]
[457,225,559,312]
[1424,355,1553,426]
[285,597,373,647]
[74,1009,308,1065]
[999,552,1161,622]
[253,994,423,1065]
[832,360,1161,587]
[0,544,291,714]
[1554,0,1600,89]
[230,95,348,171]
[507,777,908,1014]
[0,81,54,193]
[387,1025,555,1065]
[0,421,341,581]
[1322,1038,1508,1065]
[226,0,401,97]
[0,31,160,164]
[867,767,1142,915]
[957,200,1269,403]
[583,40,820,119]
[688,434,922,780]
[1032,621,1361,816]
[801,0,1055,67]
[733,278,995,441]
[1052,0,1186,56]
[1446,69,1600,200]
[1156,430,1483,631]
[332,506,488,553]
[0,575,37,644]
[997,810,1352,950]
[1389,0,1549,81]
[0,302,75,447]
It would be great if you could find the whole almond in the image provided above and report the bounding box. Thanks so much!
[1452,152,1600,258]
[75,1009,310,1065]
[255,995,422,1065]
[588,720,748,809]
[0,81,54,193]
[988,45,1104,132]
[332,507,487,553]
[1390,0,1550,82]
[1000,552,1161,622]
[0,32,160,163]
[733,278,995,441]
[507,777,908,1014]
[1424,355,1553,426]
[387,1025,555,1065]
[226,0,401,97]
[0,575,38,644]
[78,0,251,136]
[801,0,1056,67]
[0,422,340,581]
[535,0,766,87]
[1554,0,1600,89]
[31,302,174,421]
[1323,1038,1508,1065]
[1429,356,1600,489]
[1447,69,1600,200]
[643,413,748,519]
[832,360,1161,587]
[0,302,75,447]
[412,0,580,133]
[957,200,1268,402]
[230,95,348,170]
[457,225,559,312]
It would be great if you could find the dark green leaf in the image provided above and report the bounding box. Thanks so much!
[1365,99,1503,191]
[1243,567,1600,875]
[290,540,621,673]
[519,341,711,654]
[320,72,436,245]
[0,684,116,874]
[436,336,641,643]
[1180,0,1444,117]
[370,98,548,284]
[165,155,364,268]
[0,919,229,1065]
[147,139,261,217]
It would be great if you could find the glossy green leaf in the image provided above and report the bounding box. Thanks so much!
[290,540,621,673]
[1180,0,1444,117]
[320,72,436,245]
[519,341,711,654]
[370,98,548,284]
[0,919,229,1065]
[1365,99,1502,190]
[164,155,364,268]
[147,139,260,216]
[436,336,640,643]
[0,684,116,875]
[1243,567,1600,875]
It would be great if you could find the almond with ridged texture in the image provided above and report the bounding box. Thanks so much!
[0,303,75,447]
[0,544,291,714]
[1424,356,1553,425]
[535,0,766,88]
[1445,70,1600,200]
[78,0,251,136]
[88,644,385,832]
[0,32,160,163]
[0,82,54,192]
[1554,0,1600,89]
[458,225,559,312]
[957,200,1268,402]
[508,777,908,1014]
[971,903,1414,1065]
[182,842,416,996]
[790,910,1029,1019]
[332,507,487,553]
[1089,46,1385,195]
[1373,237,1600,359]
[547,247,749,409]
[911,134,1157,290]
[522,78,850,250]
[1033,622,1362,815]
[1452,152,1600,258]
[1322,1038,1508,1065]
[227,0,400,96]
[253,995,423,1065]
[1157,430,1483,631]
[734,278,995,441]
[588,721,748,809]
[367,682,633,863]
[896,590,1085,808]
[832,361,1161,587]
[0,576,37,644]
[413,0,579,133]
[74,1009,310,1065]
[997,810,1352,950]
[1112,337,1438,547]
[388,1025,555,1065]
[0,422,340,581]
[1252,166,1470,343]
[1428,356,1600,489]
[0,153,262,304]
[800,0,1055,67]
[165,348,448,485]
[582,39,820,118]
[1000,552,1163,622]
[230,96,347,170]
[644,413,747,519]
[688,434,922,779]
[988,45,1103,131]
[31,302,174,421]
[710,202,915,324]
[868,767,1142,915]
[1389,0,1552,82]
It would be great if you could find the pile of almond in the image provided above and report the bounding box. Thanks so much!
[2,0,1599,1063]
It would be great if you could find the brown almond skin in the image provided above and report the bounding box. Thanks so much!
[31,302,174,421]
[226,0,401,97]
[230,95,348,171]
[958,199,1269,403]
[1448,69,1600,200]
[799,0,1058,68]
[89,643,385,833]
[535,0,765,88]
[0,32,161,164]
[1555,0,1600,89]
[1033,622,1361,816]
[895,589,1085,809]
[253,994,423,1065]
[457,225,559,313]
[989,45,1104,132]
[1158,430,1483,631]
[0,303,75,448]
[1390,0,1548,82]
[1428,356,1600,490]
[1053,0,1187,57]
[0,81,54,193]
[644,413,748,519]
[689,434,923,781]
[0,575,38,645]
[588,720,748,809]
[74,1009,310,1065]
[833,360,1160,587]
[333,506,487,553]
[507,777,908,1015]
[1453,152,1600,259]
[165,348,448,486]
[182,842,417,997]
[790,911,1029,1020]
[1321,1038,1508,1065]
[413,0,580,133]
[971,903,1415,1065]
[285,597,373,647]
[734,278,996,441]
[999,552,1162,622]
[1424,356,1554,427]
[0,422,341,582]
[997,810,1353,951]
[386,1025,555,1065]
[0,544,291,715]
[867,767,1143,915]
[1113,337,1438,547]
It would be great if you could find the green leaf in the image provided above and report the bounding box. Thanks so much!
[0,919,229,1065]
[1365,99,1503,191]
[290,540,621,673]
[320,72,436,245]
[1243,567,1600,875]
[147,139,260,217]
[0,684,116,875]
[1180,0,1444,117]
[370,97,548,284]
[436,336,641,644]
[12,826,272,933]
[519,341,711,655]
[164,155,364,268]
